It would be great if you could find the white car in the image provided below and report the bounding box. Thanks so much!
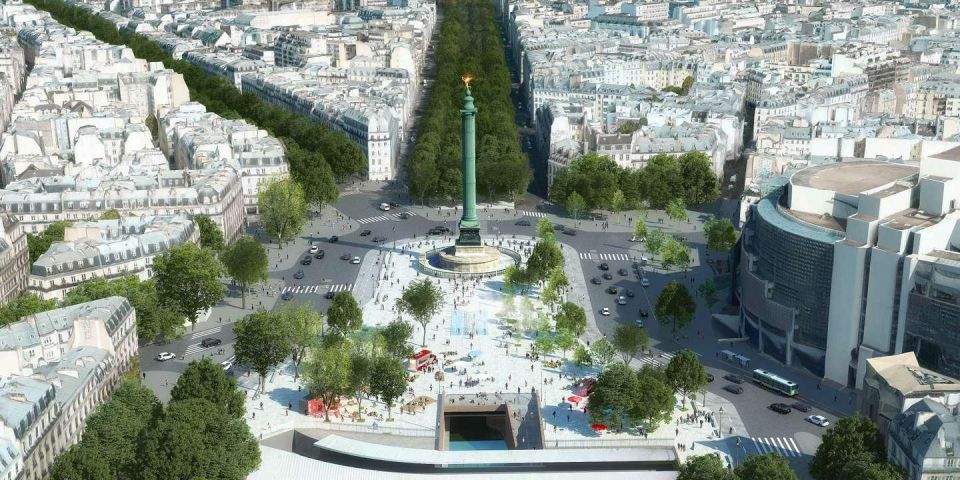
[641,277,651,287]
[309,245,319,254]
[617,296,627,305]
[221,356,235,371]
[351,256,361,264]
[600,307,611,316]
[379,203,391,211]
[640,256,650,264]
[630,236,645,243]
[155,352,176,361]
[807,415,830,427]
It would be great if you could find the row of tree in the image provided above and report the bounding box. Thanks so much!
[407,0,531,203]
[550,152,720,214]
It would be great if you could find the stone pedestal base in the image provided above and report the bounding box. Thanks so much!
[437,245,502,273]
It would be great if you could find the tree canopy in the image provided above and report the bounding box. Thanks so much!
[588,363,673,432]
[656,281,696,334]
[664,350,709,406]
[810,415,893,480]
[678,454,737,480]
[612,324,648,365]
[153,243,225,327]
[26,220,71,264]
[220,235,269,308]
[397,279,444,346]
[735,453,799,480]
[327,291,363,337]
[63,276,183,343]
[0,293,58,328]
[554,302,587,337]
[233,310,291,394]
[194,215,225,251]
[705,215,738,253]
[170,358,246,418]
[259,177,308,244]
[303,341,353,421]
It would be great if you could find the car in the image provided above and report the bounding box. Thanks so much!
[200,337,222,348]
[641,277,651,287]
[706,373,715,383]
[388,202,400,208]
[599,307,611,316]
[724,374,745,384]
[553,223,565,231]
[639,308,649,317]
[314,250,325,259]
[806,415,830,427]
[360,229,372,236]
[351,257,361,264]
[329,236,339,243]
[155,352,176,361]
[324,291,336,299]
[792,402,812,413]
[769,403,793,415]
[301,256,312,265]
[562,228,577,236]
[599,263,610,271]
[515,220,531,226]
[591,277,602,285]
[617,296,627,305]
[399,212,411,219]
[618,268,628,276]
[220,357,234,371]
[379,203,392,211]
[372,236,387,243]
[293,269,305,279]
[309,245,319,254]
[625,289,635,298]
[630,236,645,242]
[281,291,294,300]
[640,256,649,265]
[602,273,613,280]
[340,253,351,261]
[635,318,644,327]
[606,286,619,294]
[723,384,744,395]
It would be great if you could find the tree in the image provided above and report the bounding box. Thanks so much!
[735,453,798,480]
[656,282,696,334]
[0,293,57,327]
[153,244,225,328]
[396,279,443,346]
[349,350,374,421]
[678,454,736,480]
[290,148,338,213]
[565,191,587,219]
[26,220,70,263]
[138,398,260,480]
[380,320,414,360]
[303,342,352,421]
[370,356,407,419]
[661,237,692,272]
[99,209,121,220]
[587,362,639,432]
[590,337,617,370]
[631,366,675,430]
[646,227,667,255]
[526,239,563,282]
[678,151,720,205]
[170,358,245,418]
[220,236,268,309]
[610,189,626,214]
[633,220,647,242]
[232,311,291,395]
[664,350,708,407]
[258,177,308,244]
[617,120,641,135]
[666,197,688,223]
[704,215,737,253]
[278,303,322,379]
[536,217,555,240]
[194,214,225,251]
[327,291,363,337]
[572,344,592,367]
[63,276,183,343]
[810,415,888,480]
[50,445,113,480]
[534,334,557,356]
[837,462,905,480]
[546,267,569,296]
[554,329,576,359]
[503,264,535,294]
[680,75,694,95]
[698,279,718,306]
[554,302,587,337]
[612,324,648,365]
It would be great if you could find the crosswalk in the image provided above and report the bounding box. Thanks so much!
[751,437,802,457]
[638,351,675,368]
[357,215,390,224]
[519,210,546,218]
[579,252,631,261]
[281,283,354,294]
[393,211,415,219]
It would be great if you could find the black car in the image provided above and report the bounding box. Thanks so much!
[605,286,618,294]
[724,374,745,384]
[281,291,294,300]
[388,202,400,208]
[360,230,372,236]
[618,268,628,276]
[372,236,387,243]
[301,256,312,265]
[792,402,812,413]
[625,289,635,298]
[399,212,410,219]
[599,263,610,271]
[340,253,351,261]
[562,228,577,236]
[723,384,744,395]
[553,223,565,231]
[769,403,792,415]
[293,269,305,279]
[639,308,649,317]
[200,337,221,348]
[314,250,325,259]
[676,235,687,242]
[428,226,451,235]
[329,236,339,243]
[591,277,602,285]
[706,373,715,383]
[324,291,336,299]
[602,273,613,280]
[515,219,531,226]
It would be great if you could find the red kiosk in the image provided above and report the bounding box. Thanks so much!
[408,349,438,372]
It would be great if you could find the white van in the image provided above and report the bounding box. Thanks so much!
[379,203,391,211]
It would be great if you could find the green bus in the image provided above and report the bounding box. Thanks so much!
[752,369,799,397]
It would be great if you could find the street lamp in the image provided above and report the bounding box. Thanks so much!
[718,406,724,439]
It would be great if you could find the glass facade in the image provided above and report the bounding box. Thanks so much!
[904,261,960,378]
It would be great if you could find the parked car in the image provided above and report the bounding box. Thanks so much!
[329,235,339,243]
[706,373,715,383]
[602,273,613,280]
[599,263,610,271]
[301,256,312,265]
[200,337,221,348]
[617,296,627,305]
[639,308,649,317]
[155,352,176,361]
[724,374,745,384]
[379,203,392,211]
[723,384,744,395]
[606,286,619,294]
[340,253,351,261]
[388,202,400,208]
[618,268,628,276]
[562,228,577,236]
[625,289,635,298]
[325,291,336,299]
[591,277,602,285]
[360,229,372,236]
[599,307,611,316]
[553,223,565,231]
[314,250,325,259]
[293,270,305,279]
[806,415,830,427]
[769,403,793,415]
[281,291,294,300]
[373,236,387,243]
[351,257,361,264]
[220,356,234,371]
[792,402,812,413]
[309,245,319,254]
[641,277,651,287]
[515,220,531,226]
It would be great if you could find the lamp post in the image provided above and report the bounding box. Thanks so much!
[718,406,724,439]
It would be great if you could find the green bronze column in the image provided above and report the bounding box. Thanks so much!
[457,78,481,246]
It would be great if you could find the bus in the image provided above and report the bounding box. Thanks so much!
[752,369,799,397]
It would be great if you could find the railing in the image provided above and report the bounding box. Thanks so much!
[546,438,676,449]
[417,245,522,279]
[303,417,436,437]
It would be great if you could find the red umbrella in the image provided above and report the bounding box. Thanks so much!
[591,424,607,431]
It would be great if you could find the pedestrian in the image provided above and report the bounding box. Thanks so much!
[141,372,146,380]
[260,401,264,410]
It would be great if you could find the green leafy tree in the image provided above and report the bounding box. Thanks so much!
[278,303,322,378]
[503,264,536,295]
[590,337,617,370]
[646,228,667,255]
[666,197,688,223]
[617,120,641,135]
[258,177,308,244]
[396,279,443,346]
[349,350,374,421]
[698,279,718,306]
[587,362,639,432]
[610,189,626,214]
[554,302,587,337]
[170,358,245,418]
[704,215,737,253]
[554,329,576,358]
[138,398,260,480]
[572,344,592,367]
[546,267,569,295]
[220,236,268,309]
[194,215,225,251]
[536,217,555,240]
[631,366,675,430]
[565,191,587,219]
[153,244,225,328]
[327,291,363,337]
[286,143,338,213]
[664,350,708,407]
[837,462,905,480]
[633,220,648,242]
[534,333,557,357]
[661,237,692,272]
[380,320,414,359]
[99,209,121,220]
[526,239,563,282]
[0,293,58,327]
[303,342,353,421]
[735,453,798,480]
[370,356,407,419]
[50,446,113,480]
[678,454,737,480]
[612,324,648,364]
[232,311,291,395]
[656,281,696,334]
[810,415,888,480]
[64,276,183,343]
[26,220,70,263]
[680,76,694,95]
[678,151,720,205]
